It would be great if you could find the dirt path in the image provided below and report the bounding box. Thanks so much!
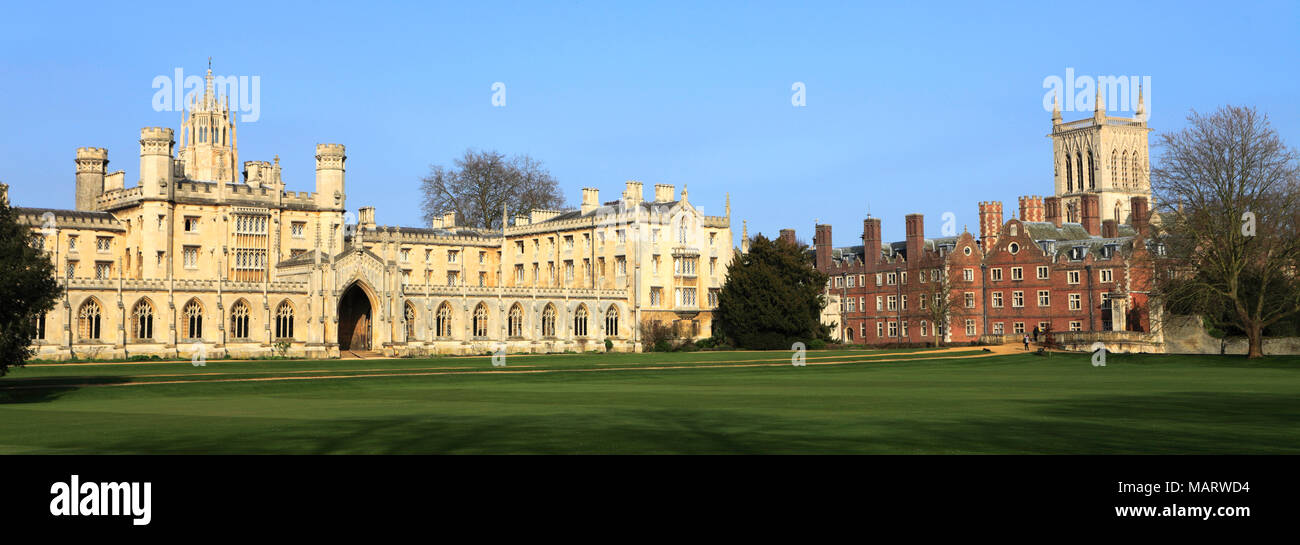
[2,343,1033,390]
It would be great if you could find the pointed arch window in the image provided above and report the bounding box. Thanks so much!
[1121,150,1129,186]
[574,305,588,337]
[230,300,251,339]
[1087,151,1095,189]
[1076,151,1084,192]
[132,299,154,341]
[473,303,489,337]
[78,299,102,341]
[1110,149,1118,185]
[184,299,204,339]
[605,307,619,337]
[541,305,557,337]
[403,303,416,341]
[508,304,523,337]
[436,303,453,338]
[1065,153,1074,192]
[276,301,295,340]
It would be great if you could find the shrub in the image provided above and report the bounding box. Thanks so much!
[639,319,679,352]
[806,338,826,350]
[604,338,614,352]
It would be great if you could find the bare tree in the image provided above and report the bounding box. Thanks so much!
[419,149,567,230]
[922,265,958,347]
[1152,105,1300,358]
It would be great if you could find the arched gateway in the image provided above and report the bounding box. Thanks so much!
[338,282,374,351]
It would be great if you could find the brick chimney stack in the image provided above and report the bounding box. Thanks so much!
[1044,196,1063,227]
[814,224,832,271]
[862,217,882,271]
[905,213,924,262]
[779,228,797,246]
[978,201,1003,249]
[1101,219,1118,238]
[1080,194,1101,235]
[1130,196,1150,235]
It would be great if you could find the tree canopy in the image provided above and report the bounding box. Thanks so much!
[0,196,61,374]
[1152,105,1300,357]
[419,149,567,230]
[713,234,831,349]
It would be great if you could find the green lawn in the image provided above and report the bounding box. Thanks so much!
[1,348,1298,454]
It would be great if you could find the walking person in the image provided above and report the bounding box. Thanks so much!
[1023,334,1030,351]
[1032,326,1040,343]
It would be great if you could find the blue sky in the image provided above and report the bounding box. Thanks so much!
[2,1,1296,246]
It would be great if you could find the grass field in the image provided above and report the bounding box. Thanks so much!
[1,347,1298,454]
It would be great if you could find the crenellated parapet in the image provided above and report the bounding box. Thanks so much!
[75,147,109,173]
[139,127,174,155]
[315,144,346,170]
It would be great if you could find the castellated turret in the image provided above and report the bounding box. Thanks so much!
[74,147,109,211]
[139,127,175,199]
[314,143,346,211]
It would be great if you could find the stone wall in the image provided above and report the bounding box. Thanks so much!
[1162,315,1300,356]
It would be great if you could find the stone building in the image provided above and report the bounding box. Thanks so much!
[14,66,735,360]
[795,98,1160,350]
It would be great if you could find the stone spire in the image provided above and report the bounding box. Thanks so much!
[203,59,215,111]
[1135,83,1146,122]
[1093,87,1106,123]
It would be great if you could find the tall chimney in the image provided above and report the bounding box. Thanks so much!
[1130,196,1150,236]
[814,225,832,271]
[862,217,882,271]
[1101,219,1118,238]
[581,187,600,214]
[1044,196,1063,227]
[1080,194,1101,235]
[779,228,797,246]
[905,213,924,262]
[623,181,643,206]
[654,184,675,203]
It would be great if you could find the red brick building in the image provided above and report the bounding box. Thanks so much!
[800,195,1159,345]
[798,194,1155,346]
[793,99,1160,347]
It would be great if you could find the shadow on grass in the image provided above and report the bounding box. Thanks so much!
[0,376,132,404]
[31,391,1300,454]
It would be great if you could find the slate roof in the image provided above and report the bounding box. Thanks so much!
[13,207,119,222]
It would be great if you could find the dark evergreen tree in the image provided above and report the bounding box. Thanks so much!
[713,234,830,349]
[0,197,60,375]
